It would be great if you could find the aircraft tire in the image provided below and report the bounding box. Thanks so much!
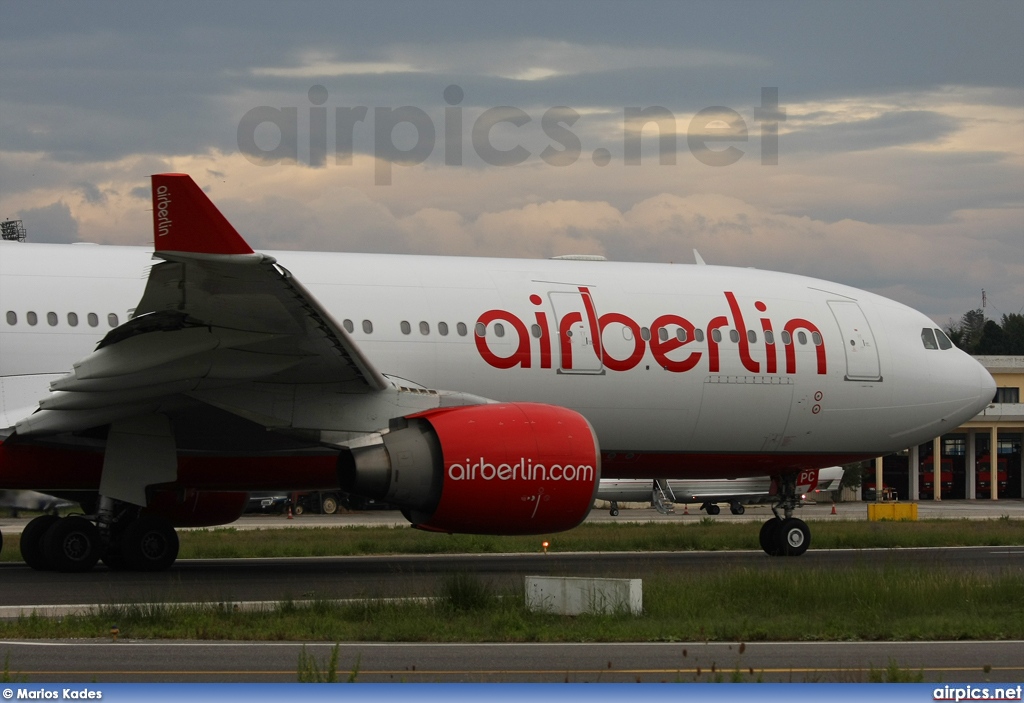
[43,516,102,573]
[706,504,721,516]
[610,508,619,516]
[21,514,61,570]
[779,517,811,557]
[121,515,179,572]
[730,503,745,515]
[759,517,784,556]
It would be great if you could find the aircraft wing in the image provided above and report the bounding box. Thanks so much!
[15,174,389,436]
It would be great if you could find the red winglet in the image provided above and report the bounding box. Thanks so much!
[151,174,254,255]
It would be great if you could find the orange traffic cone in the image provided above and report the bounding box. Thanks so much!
[830,502,837,515]
[683,504,689,515]
[287,505,294,519]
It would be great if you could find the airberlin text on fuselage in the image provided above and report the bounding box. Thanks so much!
[448,458,595,483]
[474,288,827,375]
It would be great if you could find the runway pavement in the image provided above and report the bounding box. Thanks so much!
[0,639,1022,683]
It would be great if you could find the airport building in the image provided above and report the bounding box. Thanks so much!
[867,356,1024,501]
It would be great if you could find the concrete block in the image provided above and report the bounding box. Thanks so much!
[867,502,919,521]
[525,576,642,615]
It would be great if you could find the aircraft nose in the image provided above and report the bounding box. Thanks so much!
[972,357,997,414]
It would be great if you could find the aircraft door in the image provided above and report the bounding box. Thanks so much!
[828,301,882,381]
[549,290,604,374]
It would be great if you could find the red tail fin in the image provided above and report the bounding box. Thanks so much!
[151,174,253,256]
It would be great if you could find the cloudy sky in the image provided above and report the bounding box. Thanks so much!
[1,0,1021,324]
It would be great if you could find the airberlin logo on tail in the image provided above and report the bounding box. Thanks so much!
[448,457,595,483]
[155,185,172,237]
[474,289,827,376]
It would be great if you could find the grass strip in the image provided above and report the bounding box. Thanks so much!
[3,516,1022,562]
[1,566,1021,642]
[151,517,1024,559]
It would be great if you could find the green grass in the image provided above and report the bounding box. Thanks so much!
[3,516,1022,562]
[160,518,1024,559]
[1,567,1021,642]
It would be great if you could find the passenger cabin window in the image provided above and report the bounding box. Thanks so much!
[729,329,739,343]
[494,323,505,337]
[475,322,485,337]
[362,320,373,334]
[5,311,15,325]
[342,319,354,333]
[419,321,429,335]
[400,321,411,335]
[676,328,688,342]
[47,312,58,326]
[87,313,98,327]
[457,322,468,336]
[108,313,119,327]
[27,312,37,326]
[921,328,938,350]
[438,322,449,336]
[934,328,953,350]
[67,312,78,327]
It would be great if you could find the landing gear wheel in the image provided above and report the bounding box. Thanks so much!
[779,517,811,556]
[121,515,179,572]
[21,514,60,570]
[730,503,745,515]
[759,517,783,556]
[610,508,619,516]
[43,516,102,573]
[705,504,721,516]
[293,503,304,516]
[320,495,338,515]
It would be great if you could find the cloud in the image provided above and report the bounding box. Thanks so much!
[76,181,107,205]
[15,201,80,243]
[0,2,1019,328]
[785,110,962,153]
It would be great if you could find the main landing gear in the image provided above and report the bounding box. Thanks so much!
[20,501,179,573]
[758,473,811,557]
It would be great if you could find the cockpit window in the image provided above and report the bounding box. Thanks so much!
[934,328,953,350]
[921,328,938,350]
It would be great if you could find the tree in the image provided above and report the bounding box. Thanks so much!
[975,320,1006,355]
[949,309,986,352]
[1001,313,1024,355]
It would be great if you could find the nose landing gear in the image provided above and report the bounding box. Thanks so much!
[760,473,811,557]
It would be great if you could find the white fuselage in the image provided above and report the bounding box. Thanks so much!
[0,241,995,479]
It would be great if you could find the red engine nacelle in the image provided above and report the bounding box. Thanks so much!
[337,403,600,534]
[145,489,249,527]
